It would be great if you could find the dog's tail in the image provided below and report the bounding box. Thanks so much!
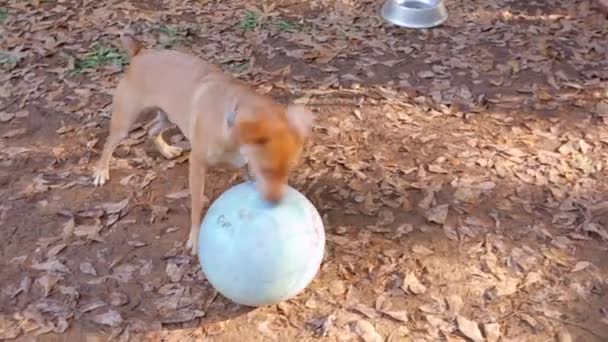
[120,33,143,58]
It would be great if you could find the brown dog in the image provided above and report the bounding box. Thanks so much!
[93,34,314,255]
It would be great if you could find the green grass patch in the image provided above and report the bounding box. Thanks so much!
[232,61,250,73]
[273,19,300,32]
[71,44,127,75]
[239,10,262,30]
[0,51,18,66]
[239,10,302,32]
[0,8,8,23]
[158,26,183,48]
[222,60,251,75]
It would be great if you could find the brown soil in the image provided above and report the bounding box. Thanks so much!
[1,0,608,341]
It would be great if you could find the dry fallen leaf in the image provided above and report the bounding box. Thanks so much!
[556,328,573,342]
[100,198,130,215]
[329,280,347,296]
[418,70,435,79]
[80,301,107,313]
[352,319,383,342]
[166,189,190,199]
[27,298,71,320]
[428,164,449,174]
[161,309,205,324]
[35,274,61,297]
[596,101,608,117]
[90,310,124,327]
[583,222,608,240]
[0,315,21,339]
[61,218,76,239]
[257,319,277,340]
[127,240,148,248]
[443,223,459,240]
[419,300,447,315]
[387,326,410,342]
[204,321,226,336]
[46,243,67,258]
[166,262,184,283]
[165,226,180,234]
[59,285,78,299]
[79,262,97,276]
[424,204,449,225]
[108,292,129,306]
[111,263,136,283]
[377,209,395,226]
[571,261,592,272]
[493,277,520,297]
[0,112,15,122]
[418,190,435,210]
[2,128,27,138]
[402,272,426,295]
[9,277,32,299]
[308,314,336,338]
[150,205,169,223]
[31,260,71,274]
[483,322,501,342]
[411,244,434,256]
[456,315,483,342]
[73,224,103,240]
[446,295,464,317]
[353,304,380,320]
[381,310,408,323]
[522,271,542,288]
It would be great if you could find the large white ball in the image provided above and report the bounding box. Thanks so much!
[198,182,325,307]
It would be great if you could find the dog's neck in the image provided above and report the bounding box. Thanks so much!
[226,109,237,129]
[226,98,241,130]
[225,105,241,146]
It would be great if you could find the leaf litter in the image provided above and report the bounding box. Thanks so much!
[2,0,608,340]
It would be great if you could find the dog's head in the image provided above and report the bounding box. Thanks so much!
[235,103,314,203]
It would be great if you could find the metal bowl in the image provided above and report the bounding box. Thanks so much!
[381,0,448,29]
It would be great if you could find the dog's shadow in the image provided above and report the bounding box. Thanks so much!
[159,294,257,335]
[131,280,259,338]
[36,297,256,341]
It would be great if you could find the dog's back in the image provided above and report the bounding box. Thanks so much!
[118,35,229,134]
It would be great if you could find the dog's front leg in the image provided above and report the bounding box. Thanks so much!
[243,164,255,182]
[187,151,208,255]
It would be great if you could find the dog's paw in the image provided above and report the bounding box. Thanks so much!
[186,237,199,256]
[154,135,184,160]
[92,167,109,186]
[160,144,184,160]
[186,227,200,256]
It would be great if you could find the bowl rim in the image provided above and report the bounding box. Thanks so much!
[381,0,448,28]
[387,0,445,12]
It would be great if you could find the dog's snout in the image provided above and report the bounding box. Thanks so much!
[264,189,284,203]
[262,184,286,203]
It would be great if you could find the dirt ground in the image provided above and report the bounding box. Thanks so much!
[1,0,608,341]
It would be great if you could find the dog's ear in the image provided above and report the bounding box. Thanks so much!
[235,121,271,146]
[286,104,315,139]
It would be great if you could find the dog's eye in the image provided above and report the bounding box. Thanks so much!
[254,137,269,145]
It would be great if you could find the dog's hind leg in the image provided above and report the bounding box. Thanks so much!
[93,81,143,186]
